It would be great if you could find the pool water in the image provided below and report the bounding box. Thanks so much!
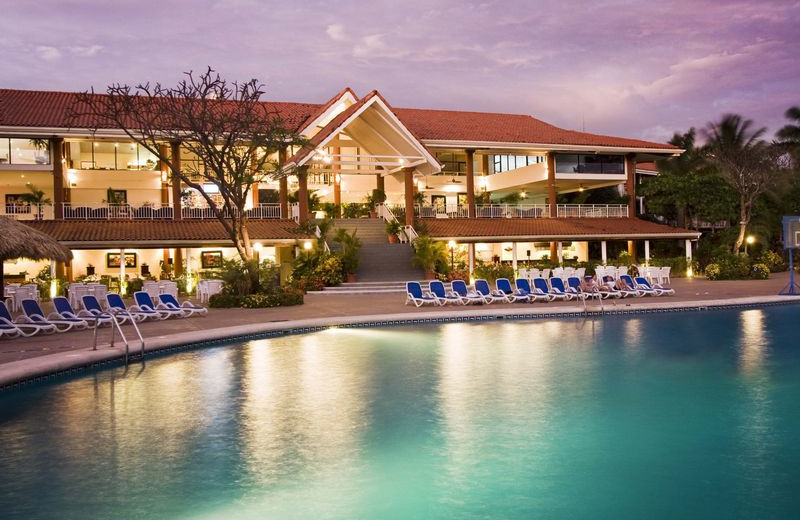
[2,306,800,519]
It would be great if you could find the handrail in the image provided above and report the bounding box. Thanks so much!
[91,309,145,366]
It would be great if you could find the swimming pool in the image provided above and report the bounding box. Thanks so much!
[1,306,799,519]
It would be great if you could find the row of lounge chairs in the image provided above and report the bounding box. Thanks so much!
[0,292,207,339]
[406,274,674,307]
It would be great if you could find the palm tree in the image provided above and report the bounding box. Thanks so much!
[777,106,800,162]
[702,114,778,253]
[18,184,51,220]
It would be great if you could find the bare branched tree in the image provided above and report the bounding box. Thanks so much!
[70,67,306,260]
[703,114,789,253]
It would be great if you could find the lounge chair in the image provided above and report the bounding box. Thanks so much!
[496,278,530,303]
[158,294,208,316]
[634,276,674,296]
[597,276,623,299]
[134,291,185,318]
[428,281,462,305]
[514,278,550,302]
[21,299,87,332]
[405,281,439,307]
[533,278,568,301]
[548,277,575,301]
[450,280,484,305]
[0,300,56,336]
[52,296,113,327]
[81,294,136,325]
[474,279,507,304]
[106,293,158,321]
[567,276,601,300]
[620,275,648,297]
[613,276,640,297]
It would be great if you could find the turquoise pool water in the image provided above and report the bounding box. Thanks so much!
[1,306,800,519]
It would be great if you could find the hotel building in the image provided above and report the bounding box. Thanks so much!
[0,87,699,283]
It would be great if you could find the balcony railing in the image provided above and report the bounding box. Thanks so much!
[2,203,283,221]
[556,204,628,218]
[414,204,550,218]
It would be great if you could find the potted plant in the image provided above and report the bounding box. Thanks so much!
[86,264,95,276]
[412,236,447,280]
[385,220,402,244]
[18,184,51,220]
[333,228,362,282]
[365,188,386,218]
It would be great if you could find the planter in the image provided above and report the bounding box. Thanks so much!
[387,234,399,244]
[86,266,95,276]
[346,273,358,283]
[369,211,377,218]
[424,270,436,280]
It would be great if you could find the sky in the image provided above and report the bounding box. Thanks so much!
[3,0,799,143]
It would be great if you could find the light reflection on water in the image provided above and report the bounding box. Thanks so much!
[1,307,800,519]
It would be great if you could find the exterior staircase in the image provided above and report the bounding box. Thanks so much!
[326,218,424,287]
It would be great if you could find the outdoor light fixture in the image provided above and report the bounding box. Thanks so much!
[303,241,313,250]
[67,169,77,184]
[253,242,263,251]
[520,191,527,199]
[746,235,755,245]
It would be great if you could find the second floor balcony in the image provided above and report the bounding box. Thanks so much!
[0,203,284,221]
[387,203,629,220]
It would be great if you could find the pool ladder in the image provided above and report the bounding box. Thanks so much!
[579,288,605,315]
[91,310,145,366]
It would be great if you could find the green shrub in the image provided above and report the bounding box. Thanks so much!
[473,262,514,284]
[312,255,344,286]
[705,264,721,280]
[209,293,244,308]
[750,263,770,280]
[333,228,362,275]
[757,250,786,272]
[412,236,449,274]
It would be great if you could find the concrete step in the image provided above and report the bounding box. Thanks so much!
[308,280,432,295]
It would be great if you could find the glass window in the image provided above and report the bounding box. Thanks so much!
[0,138,50,165]
[0,138,9,164]
[93,142,117,169]
[489,154,545,174]
[555,154,624,174]
[436,152,466,174]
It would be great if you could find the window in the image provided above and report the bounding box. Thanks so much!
[555,154,624,174]
[0,138,50,165]
[436,152,467,174]
[490,154,544,174]
[72,141,159,170]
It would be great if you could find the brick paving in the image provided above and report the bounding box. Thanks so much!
[0,273,795,366]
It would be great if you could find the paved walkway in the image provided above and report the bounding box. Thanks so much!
[1,273,795,369]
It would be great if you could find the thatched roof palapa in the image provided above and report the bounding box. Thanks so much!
[0,217,72,262]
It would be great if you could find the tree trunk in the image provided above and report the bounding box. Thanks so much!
[733,198,749,253]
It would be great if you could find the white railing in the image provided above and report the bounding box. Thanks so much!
[557,204,628,218]
[474,204,549,218]
[404,225,419,242]
[57,203,282,220]
[290,202,300,222]
[0,204,55,221]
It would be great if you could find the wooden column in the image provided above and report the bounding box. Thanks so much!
[159,144,170,205]
[297,166,309,223]
[628,240,637,262]
[51,138,65,220]
[625,154,636,217]
[278,148,288,219]
[403,167,415,227]
[250,149,259,207]
[170,141,182,220]
[465,149,476,218]
[175,248,184,276]
[546,152,557,217]
[376,173,384,193]
[333,146,342,211]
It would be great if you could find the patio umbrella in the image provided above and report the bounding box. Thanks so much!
[0,217,72,287]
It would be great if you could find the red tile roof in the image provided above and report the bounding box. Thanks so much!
[422,218,699,240]
[394,107,677,150]
[25,219,310,246]
[0,89,322,132]
[0,88,677,151]
[636,161,658,172]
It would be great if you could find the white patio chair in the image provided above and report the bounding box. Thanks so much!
[661,266,672,285]
[529,268,540,279]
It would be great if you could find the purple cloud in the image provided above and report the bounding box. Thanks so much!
[3,0,799,141]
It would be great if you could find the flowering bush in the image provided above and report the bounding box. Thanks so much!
[750,263,770,280]
[757,250,786,272]
[312,255,344,286]
[705,264,721,280]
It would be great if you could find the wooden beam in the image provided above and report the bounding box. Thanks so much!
[466,149,476,218]
[170,141,182,220]
[546,152,557,218]
[51,138,65,220]
[297,166,309,223]
[279,148,288,218]
[404,167,415,227]
[625,154,636,217]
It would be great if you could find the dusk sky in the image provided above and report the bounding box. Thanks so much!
[4,0,799,143]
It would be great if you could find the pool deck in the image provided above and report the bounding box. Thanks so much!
[1,273,798,388]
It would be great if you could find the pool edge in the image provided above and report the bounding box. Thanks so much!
[2,295,798,390]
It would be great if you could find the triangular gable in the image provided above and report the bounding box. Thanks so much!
[296,87,358,137]
[285,90,441,176]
